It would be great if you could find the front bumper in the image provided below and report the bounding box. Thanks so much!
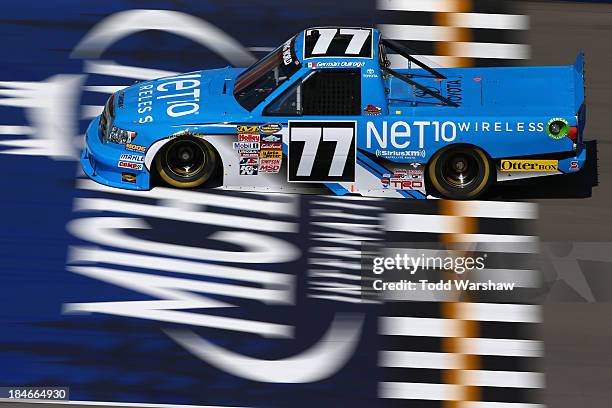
[80,116,151,191]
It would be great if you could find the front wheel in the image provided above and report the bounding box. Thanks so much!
[428,145,493,200]
[155,138,217,188]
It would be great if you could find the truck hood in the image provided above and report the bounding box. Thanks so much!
[112,67,248,129]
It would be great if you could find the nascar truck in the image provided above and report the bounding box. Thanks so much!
[81,27,587,199]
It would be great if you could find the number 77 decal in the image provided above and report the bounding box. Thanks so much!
[304,28,373,59]
[288,121,356,183]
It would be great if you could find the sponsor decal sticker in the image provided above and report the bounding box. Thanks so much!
[239,164,258,175]
[239,157,259,165]
[375,149,426,159]
[382,165,425,190]
[136,72,202,124]
[119,153,144,163]
[261,142,282,150]
[260,123,282,134]
[311,61,365,68]
[381,174,390,189]
[238,133,260,143]
[233,142,260,150]
[362,68,378,79]
[121,172,136,183]
[237,125,259,134]
[364,105,381,116]
[390,179,423,190]
[260,149,282,159]
[569,160,579,171]
[259,158,282,173]
[500,160,559,172]
[261,134,281,142]
[281,39,297,66]
[118,161,143,170]
[546,117,570,139]
[239,149,260,158]
[393,168,408,178]
[125,143,146,153]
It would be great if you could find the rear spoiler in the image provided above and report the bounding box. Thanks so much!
[573,50,586,112]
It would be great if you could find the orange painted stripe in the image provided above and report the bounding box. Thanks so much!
[440,200,481,406]
[435,0,474,68]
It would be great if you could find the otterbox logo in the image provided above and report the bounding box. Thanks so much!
[500,160,558,172]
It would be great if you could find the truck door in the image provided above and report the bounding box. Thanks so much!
[263,68,361,184]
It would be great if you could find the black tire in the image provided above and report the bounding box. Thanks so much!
[155,138,217,188]
[428,145,493,200]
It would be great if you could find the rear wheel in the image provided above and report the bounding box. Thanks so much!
[155,138,217,188]
[428,145,492,199]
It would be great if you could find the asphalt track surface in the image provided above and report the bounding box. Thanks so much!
[525,2,612,407]
[4,2,612,407]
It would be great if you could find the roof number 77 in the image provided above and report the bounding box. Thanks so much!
[306,28,371,56]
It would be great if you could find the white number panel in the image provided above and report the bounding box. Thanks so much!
[288,121,356,183]
[303,28,373,59]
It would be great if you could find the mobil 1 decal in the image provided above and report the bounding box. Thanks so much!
[288,121,356,182]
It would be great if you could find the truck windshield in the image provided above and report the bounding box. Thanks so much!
[234,36,301,111]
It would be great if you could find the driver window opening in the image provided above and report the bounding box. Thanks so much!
[264,69,361,116]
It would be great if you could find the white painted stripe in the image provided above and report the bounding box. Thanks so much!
[450,13,530,30]
[457,338,543,357]
[377,0,460,13]
[460,370,545,388]
[449,201,538,219]
[388,242,538,254]
[81,104,104,119]
[462,402,545,408]
[450,42,531,60]
[379,24,460,42]
[0,125,33,135]
[455,303,542,323]
[0,399,234,408]
[385,214,464,233]
[84,85,126,94]
[0,139,45,148]
[311,200,384,211]
[0,147,50,156]
[379,316,464,337]
[380,350,465,369]
[85,60,179,80]
[477,242,539,254]
[451,234,538,243]
[76,179,297,216]
[379,382,466,400]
